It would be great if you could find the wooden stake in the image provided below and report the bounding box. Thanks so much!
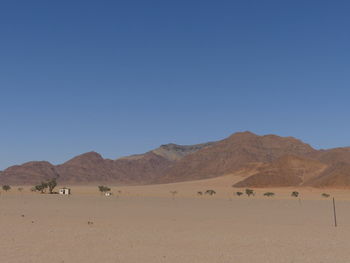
[333,197,337,227]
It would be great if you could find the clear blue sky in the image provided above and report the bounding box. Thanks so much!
[1,0,349,169]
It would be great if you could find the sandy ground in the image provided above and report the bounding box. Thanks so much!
[1,175,350,263]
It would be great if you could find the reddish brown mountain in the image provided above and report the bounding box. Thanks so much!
[160,132,316,183]
[234,155,327,187]
[0,161,59,185]
[56,152,116,184]
[304,162,350,188]
[1,132,350,187]
[0,143,212,185]
[308,147,350,165]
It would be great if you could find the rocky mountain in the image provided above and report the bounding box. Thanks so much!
[0,161,59,185]
[0,142,213,185]
[304,162,350,187]
[1,131,350,187]
[160,132,316,183]
[234,155,327,187]
[151,142,215,161]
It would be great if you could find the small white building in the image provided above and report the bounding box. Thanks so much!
[59,188,71,195]
[105,192,112,196]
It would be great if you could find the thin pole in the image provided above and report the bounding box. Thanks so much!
[332,197,337,227]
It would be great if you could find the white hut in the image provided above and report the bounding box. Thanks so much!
[105,192,112,196]
[59,188,71,195]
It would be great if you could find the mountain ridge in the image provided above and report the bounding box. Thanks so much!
[1,131,350,187]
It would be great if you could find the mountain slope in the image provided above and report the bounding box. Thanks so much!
[304,162,350,187]
[1,132,350,188]
[0,161,59,185]
[160,132,316,183]
[234,155,327,187]
[0,142,213,185]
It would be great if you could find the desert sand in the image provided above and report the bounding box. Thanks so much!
[1,175,350,263]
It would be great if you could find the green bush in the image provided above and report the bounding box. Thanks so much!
[245,189,255,197]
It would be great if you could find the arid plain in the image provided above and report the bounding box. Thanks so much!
[1,174,350,263]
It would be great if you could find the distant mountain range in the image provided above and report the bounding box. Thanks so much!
[1,131,350,187]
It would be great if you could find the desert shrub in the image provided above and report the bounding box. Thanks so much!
[98,186,111,194]
[245,189,255,197]
[18,187,23,192]
[291,191,299,198]
[322,193,330,198]
[264,192,275,197]
[205,190,216,196]
[236,191,243,196]
[197,191,203,196]
[2,185,11,192]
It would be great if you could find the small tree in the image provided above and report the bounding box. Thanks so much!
[47,178,57,194]
[35,182,48,194]
[236,191,243,196]
[291,191,299,198]
[2,185,11,192]
[264,192,275,197]
[197,191,203,196]
[245,189,254,197]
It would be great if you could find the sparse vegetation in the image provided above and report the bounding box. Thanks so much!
[2,185,11,192]
[18,187,23,192]
[205,190,216,196]
[264,192,275,197]
[34,182,48,193]
[322,193,330,198]
[291,191,299,198]
[47,178,57,194]
[98,185,111,194]
[197,191,203,196]
[245,189,255,197]
[236,191,243,196]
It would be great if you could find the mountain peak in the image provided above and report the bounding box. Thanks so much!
[62,151,104,166]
